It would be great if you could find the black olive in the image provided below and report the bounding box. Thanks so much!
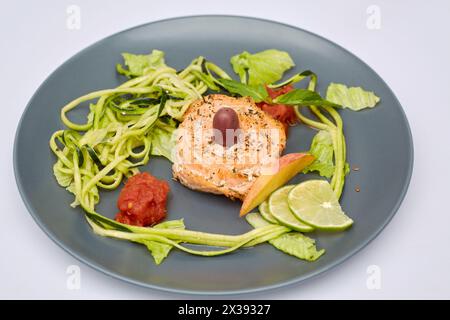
[212,107,240,147]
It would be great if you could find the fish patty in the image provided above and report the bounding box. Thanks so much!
[172,94,286,200]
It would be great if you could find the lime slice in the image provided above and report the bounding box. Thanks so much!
[268,185,314,232]
[288,180,353,231]
[258,201,278,224]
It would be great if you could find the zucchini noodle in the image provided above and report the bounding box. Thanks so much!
[51,56,221,213]
[49,54,293,261]
[281,71,348,198]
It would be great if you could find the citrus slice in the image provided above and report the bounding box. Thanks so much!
[258,201,278,224]
[268,185,314,232]
[288,180,353,231]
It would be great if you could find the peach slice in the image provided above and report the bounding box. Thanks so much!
[240,153,315,216]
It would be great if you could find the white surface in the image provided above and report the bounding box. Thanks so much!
[1,0,449,299]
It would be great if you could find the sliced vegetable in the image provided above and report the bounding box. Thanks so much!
[49,48,369,265]
[85,145,105,170]
[51,55,214,212]
[86,212,292,260]
[288,73,348,199]
[256,85,298,130]
[240,153,315,216]
[268,185,314,232]
[288,180,353,231]
[258,201,278,224]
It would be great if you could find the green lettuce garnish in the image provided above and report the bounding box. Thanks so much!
[117,49,166,77]
[303,130,350,178]
[326,83,380,111]
[141,219,185,265]
[246,213,324,262]
[149,118,178,162]
[269,232,325,261]
[303,130,335,178]
[230,49,295,85]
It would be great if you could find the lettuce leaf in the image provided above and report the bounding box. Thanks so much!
[246,213,324,262]
[303,130,351,179]
[141,241,173,265]
[230,49,295,86]
[303,130,335,178]
[149,118,178,162]
[269,232,325,261]
[117,50,166,77]
[141,219,185,265]
[326,83,380,111]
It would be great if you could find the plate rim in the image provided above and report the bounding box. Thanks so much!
[13,14,414,296]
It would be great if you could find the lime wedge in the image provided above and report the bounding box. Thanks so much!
[268,185,314,232]
[258,201,278,224]
[288,180,353,231]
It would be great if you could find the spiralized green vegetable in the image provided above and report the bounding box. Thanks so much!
[49,54,296,261]
[49,50,350,264]
[273,70,348,198]
[51,56,221,212]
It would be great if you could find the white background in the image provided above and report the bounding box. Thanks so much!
[1,0,449,299]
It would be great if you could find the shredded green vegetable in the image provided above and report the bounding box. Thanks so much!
[270,70,348,198]
[49,49,379,264]
[51,55,223,211]
[49,52,295,263]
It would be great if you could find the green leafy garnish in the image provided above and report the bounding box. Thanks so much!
[303,130,351,179]
[217,78,269,103]
[149,118,178,162]
[142,219,185,265]
[246,213,324,261]
[230,49,294,85]
[303,130,335,178]
[116,49,166,77]
[269,233,325,261]
[326,83,380,111]
[274,89,340,107]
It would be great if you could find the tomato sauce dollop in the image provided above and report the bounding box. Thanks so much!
[115,172,170,227]
[257,85,298,132]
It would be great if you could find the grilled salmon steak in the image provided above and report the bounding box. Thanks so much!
[172,94,287,200]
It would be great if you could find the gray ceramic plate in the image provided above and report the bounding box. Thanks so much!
[14,16,413,295]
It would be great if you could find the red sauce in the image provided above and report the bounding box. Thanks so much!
[257,85,298,131]
[115,172,169,227]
